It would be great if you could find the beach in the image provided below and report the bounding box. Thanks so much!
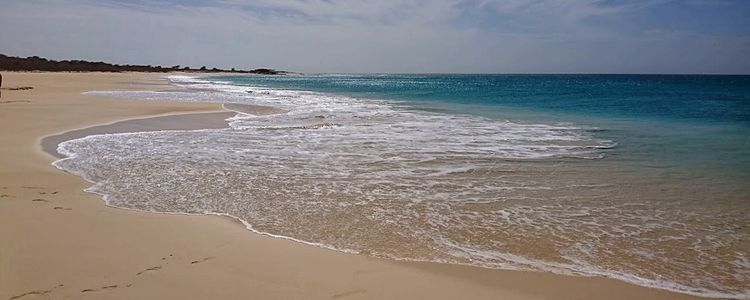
[0,72,712,299]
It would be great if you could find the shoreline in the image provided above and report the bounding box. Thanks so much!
[1,72,708,299]
[41,111,233,159]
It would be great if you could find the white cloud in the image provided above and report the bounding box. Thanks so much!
[0,0,747,73]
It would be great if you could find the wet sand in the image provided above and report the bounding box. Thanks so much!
[0,72,706,300]
[42,102,281,158]
[42,111,234,158]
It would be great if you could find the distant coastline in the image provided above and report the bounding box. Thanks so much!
[0,54,290,75]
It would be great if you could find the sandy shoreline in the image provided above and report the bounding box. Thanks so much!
[41,111,234,158]
[0,72,706,299]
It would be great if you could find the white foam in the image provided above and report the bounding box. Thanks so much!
[87,75,613,160]
[61,75,750,299]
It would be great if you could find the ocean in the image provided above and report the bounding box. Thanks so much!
[62,74,749,298]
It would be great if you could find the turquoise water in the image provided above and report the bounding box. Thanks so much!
[212,74,750,123]
[66,75,750,298]
[214,74,750,180]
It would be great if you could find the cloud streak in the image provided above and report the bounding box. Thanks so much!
[0,0,748,73]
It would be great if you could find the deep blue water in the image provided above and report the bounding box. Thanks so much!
[213,74,750,124]
[212,74,750,180]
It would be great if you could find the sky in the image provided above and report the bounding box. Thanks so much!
[0,0,749,74]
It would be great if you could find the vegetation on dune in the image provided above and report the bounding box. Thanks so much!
[0,54,287,75]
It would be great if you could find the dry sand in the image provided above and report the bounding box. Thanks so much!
[0,72,706,299]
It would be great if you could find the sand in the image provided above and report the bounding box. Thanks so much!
[0,72,706,300]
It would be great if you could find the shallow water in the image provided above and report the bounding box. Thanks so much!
[65,75,750,298]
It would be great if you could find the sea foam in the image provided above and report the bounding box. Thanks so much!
[65,75,750,299]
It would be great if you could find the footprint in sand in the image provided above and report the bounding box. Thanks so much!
[81,285,119,293]
[8,284,64,300]
[135,266,162,276]
[1,86,34,91]
[190,257,215,264]
[81,255,175,293]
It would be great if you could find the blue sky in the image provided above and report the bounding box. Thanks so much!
[0,0,748,73]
